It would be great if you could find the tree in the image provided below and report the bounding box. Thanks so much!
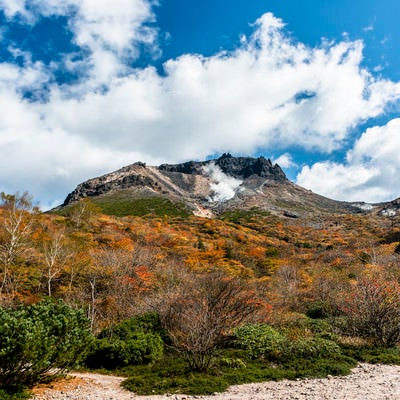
[340,277,400,347]
[67,198,99,228]
[83,247,131,332]
[41,230,70,297]
[274,265,301,310]
[0,192,36,299]
[160,270,261,371]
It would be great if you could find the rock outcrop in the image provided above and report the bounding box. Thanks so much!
[159,153,287,182]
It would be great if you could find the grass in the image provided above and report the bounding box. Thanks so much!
[92,196,190,218]
[117,331,400,396]
[341,343,400,364]
[57,193,191,218]
[0,388,31,400]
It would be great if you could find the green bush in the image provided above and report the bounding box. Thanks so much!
[283,337,341,360]
[218,357,247,369]
[233,323,341,361]
[84,313,164,369]
[0,300,93,388]
[305,301,332,319]
[232,324,285,359]
[85,334,163,369]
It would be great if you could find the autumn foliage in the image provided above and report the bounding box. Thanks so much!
[1,192,400,357]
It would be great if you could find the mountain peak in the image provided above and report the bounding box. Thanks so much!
[61,155,288,211]
[159,154,287,182]
[214,154,287,181]
[59,154,363,219]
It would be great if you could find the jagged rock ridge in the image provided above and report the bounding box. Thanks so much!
[159,153,287,181]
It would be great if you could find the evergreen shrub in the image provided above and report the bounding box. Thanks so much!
[0,300,92,388]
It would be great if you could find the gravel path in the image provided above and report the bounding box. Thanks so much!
[31,363,400,400]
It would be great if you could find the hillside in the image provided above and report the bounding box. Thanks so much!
[2,187,400,397]
[2,190,399,329]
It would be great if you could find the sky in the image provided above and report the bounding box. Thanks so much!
[1,0,400,209]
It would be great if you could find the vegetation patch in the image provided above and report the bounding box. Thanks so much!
[3,191,400,397]
[220,209,271,224]
[92,196,191,217]
[341,343,400,365]
[0,388,31,400]
[121,348,356,395]
[106,317,356,396]
[0,300,92,392]
[84,313,164,369]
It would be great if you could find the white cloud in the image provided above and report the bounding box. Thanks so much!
[296,118,400,202]
[363,25,374,33]
[0,0,158,88]
[67,0,158,87]
[0,0,32,21]
[273,153,296,168]
[203,163,242,201]
[42,13,400,161]
[0,9,400,206]
[72,0,156,52]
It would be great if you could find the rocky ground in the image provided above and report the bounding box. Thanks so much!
[30,363,400,400]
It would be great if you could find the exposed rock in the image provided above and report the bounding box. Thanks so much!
[283,211,299,218]
[377,197,400,217]
[214,153,287,181]
[159,153,287,182]
[62,163,158,205]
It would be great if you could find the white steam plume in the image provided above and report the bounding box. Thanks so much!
[203,163,242,201]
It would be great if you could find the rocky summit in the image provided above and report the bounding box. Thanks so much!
[60,154,379,218]
[158,153,287,181]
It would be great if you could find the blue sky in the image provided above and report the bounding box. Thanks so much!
[0,0,400,209]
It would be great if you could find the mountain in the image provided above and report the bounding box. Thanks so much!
[59,154,375,218]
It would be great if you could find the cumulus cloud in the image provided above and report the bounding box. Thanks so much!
[203,163,243,202]
[296,118,400,203]
[0,0,31,21]
[68,0,158,87]
[0,0,158,88]
[43,13,400,160]
[273,153,296,168]
[0,7,400,206]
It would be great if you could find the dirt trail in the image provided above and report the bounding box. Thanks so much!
[31,363,400,400]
